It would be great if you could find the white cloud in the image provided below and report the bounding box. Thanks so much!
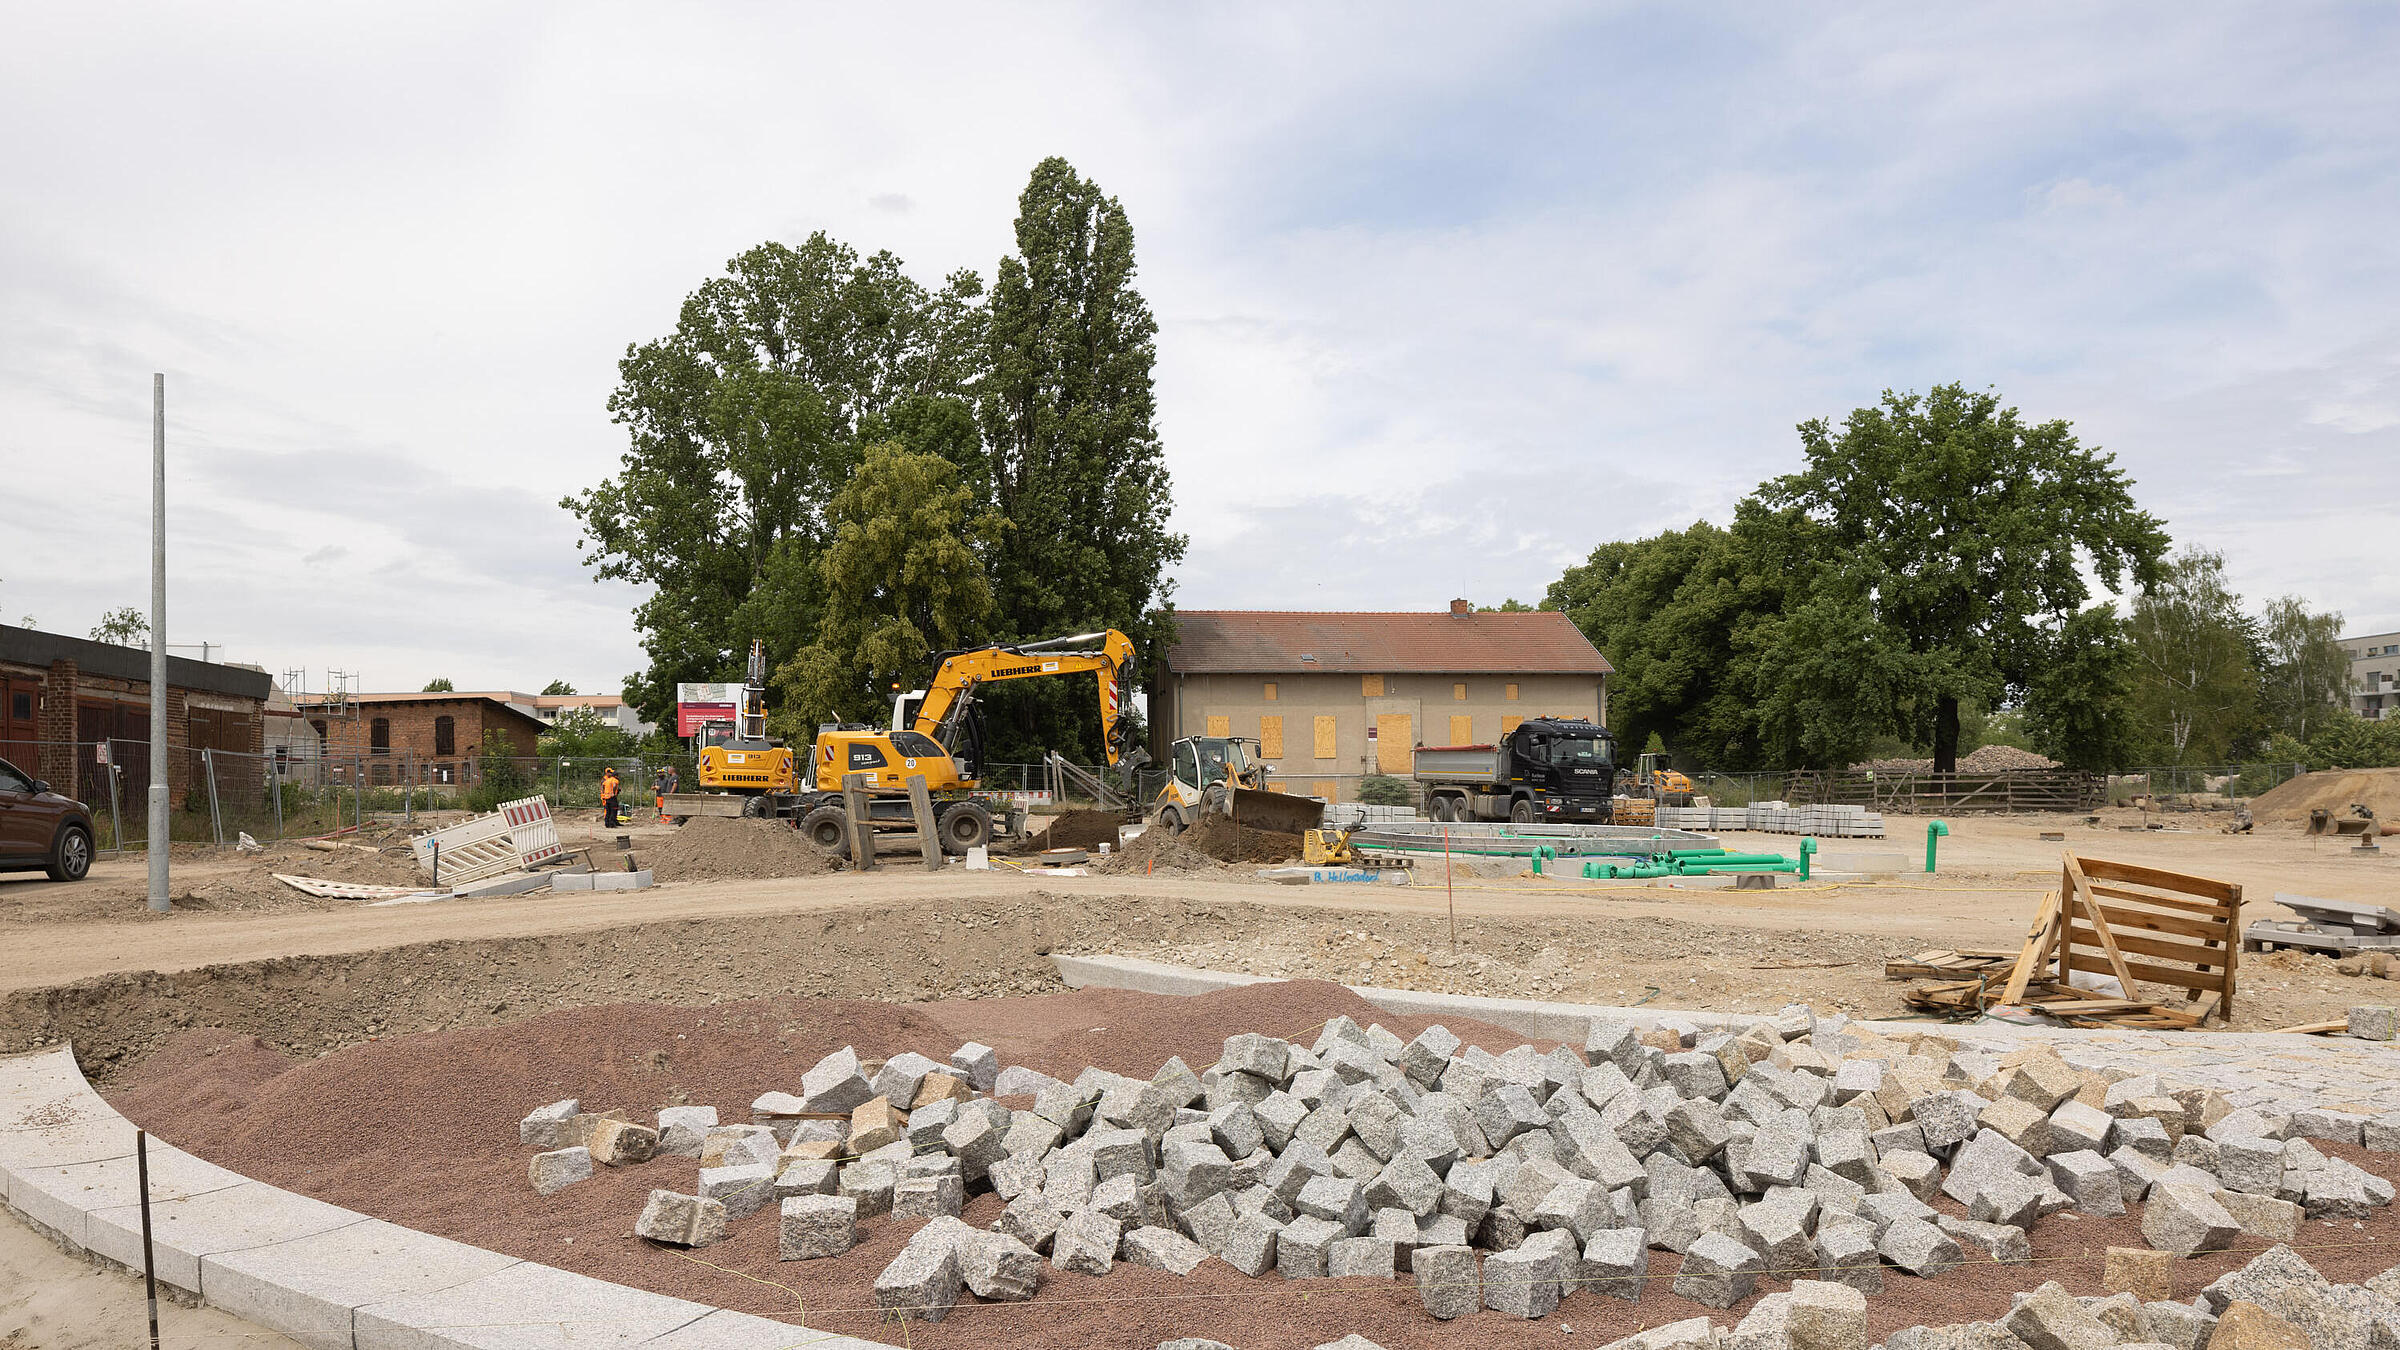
[1,1,2395,694]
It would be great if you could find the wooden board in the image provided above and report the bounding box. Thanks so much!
[1885,950,2016,980]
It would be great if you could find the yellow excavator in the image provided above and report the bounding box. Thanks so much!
[1149,735,1326,836]
[688,631,1140,857]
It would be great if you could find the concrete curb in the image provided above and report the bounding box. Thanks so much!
[0,1046,894,1350]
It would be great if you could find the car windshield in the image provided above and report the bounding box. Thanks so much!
[1546,737,1612,770]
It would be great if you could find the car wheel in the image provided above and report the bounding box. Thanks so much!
[937,802,992,855]
[48,823,92,882]
[799,805,851,858]
[1509,798,1536,823]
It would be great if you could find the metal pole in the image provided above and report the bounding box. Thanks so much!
[353,758,362,829]
[203,748,223,847]
[146,374,170,912]
[272,749,284,839]
[106,752,123,857]
[137,1129,161,1350]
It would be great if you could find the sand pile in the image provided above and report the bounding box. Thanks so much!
[1183,814,1301,863]
[2249,767,2400,823]
[1091,827,1222,874]
[1036,809,1127,852]
[647,816,835,882]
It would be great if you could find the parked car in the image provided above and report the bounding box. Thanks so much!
[0,756,95,881]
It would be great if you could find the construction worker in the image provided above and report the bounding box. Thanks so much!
[601,765,622,828]
[652,764,678,821]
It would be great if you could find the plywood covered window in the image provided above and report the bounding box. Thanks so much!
[1259,716,1284,759]
[1206,715,1230,737]
[1453,682,1467,701]
[1311,779,1338,800]
[1502,715,1524,733]
[1361,674,1384,697]
[1313,715,1337,759]
[1505,683,1519,701]
[1450,714,1473,745]
[1375,714,1412,773]
[1262,682,1277,701]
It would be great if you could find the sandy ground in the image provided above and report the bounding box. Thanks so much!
[94,981,2400,1350]
[0,1208,299,1349]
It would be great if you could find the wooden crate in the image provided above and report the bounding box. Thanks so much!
[1996,852,2243,1024]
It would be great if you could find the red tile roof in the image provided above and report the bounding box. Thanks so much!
[1164,610,1611,676]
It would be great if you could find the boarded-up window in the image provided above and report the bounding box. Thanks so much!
[1450,715,1473,745]
[1267,782,1285,792]
[1362,674,1384,697]
[1260,716,1284,759]
[1313,716,1337,759]
[1376,714,1412,774]
[1206,715,1230,737]
[1502,715,1524,733]
[1263,682,1277,701]
[370,717,390,753]
[1453,682,1467,701]
[1505,683,1519,701]
[1312,779,1337,800]
[433,715,456,757]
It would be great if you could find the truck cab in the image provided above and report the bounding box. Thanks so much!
[1417,716,1617,823]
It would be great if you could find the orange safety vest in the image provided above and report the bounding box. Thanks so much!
[601,772,619,800]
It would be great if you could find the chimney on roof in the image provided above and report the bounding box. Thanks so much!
[1449,599,1471,616]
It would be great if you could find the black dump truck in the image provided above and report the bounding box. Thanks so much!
[1413,716,1618,824]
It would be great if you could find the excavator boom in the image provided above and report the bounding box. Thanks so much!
[911,629,1139,768]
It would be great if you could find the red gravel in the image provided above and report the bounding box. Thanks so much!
[108,984,2400,1349]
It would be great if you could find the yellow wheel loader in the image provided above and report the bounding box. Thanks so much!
[1149,735,1326,836]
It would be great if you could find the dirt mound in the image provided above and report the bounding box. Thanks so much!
[1184,814,1301,863]
[1037,809,1127,852]
[2250,767,2400,824]
[647,816,835,882]
[1854,744,2060,773]
[1092,826,1223,875]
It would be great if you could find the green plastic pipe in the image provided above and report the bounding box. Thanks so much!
[1925,820,1949,874]
[1687,852,1791,866]
[1799,837,1815,880]
[1665,848,1729,859]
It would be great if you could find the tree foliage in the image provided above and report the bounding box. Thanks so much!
[541,679,578,696]
[91,606,149,648]
[1749,384,2167,771]
[771,445,995,737]
[564,233,986,722]
[421,677,454,693]
[2255,595,2350,743]
[976,157,1186,763]
[538,706,637,759]
[2128,550,2259,764]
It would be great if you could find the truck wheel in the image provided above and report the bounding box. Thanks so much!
[1510,798,1536,823]
[1159,806,1186,834]
[47,823,92,882]
[799,806,851,858]
[741,794,770,819]
[1427,795,1451,823]
[937,802,992,855]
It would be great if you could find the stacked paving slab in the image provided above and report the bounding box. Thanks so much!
[520,1012,2400,1346]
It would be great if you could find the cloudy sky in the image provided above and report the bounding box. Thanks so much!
[4,4,2396,696]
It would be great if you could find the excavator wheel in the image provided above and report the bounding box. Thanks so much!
[936,801,992,855]
[740,794,770,819]
[799,805,851,858]
[1156,806,1187,834]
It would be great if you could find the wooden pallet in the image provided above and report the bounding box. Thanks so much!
[1886,949,2016,981]
[1900,852,2240,1029]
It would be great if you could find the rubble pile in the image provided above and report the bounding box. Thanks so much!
[517,1011,2400,1345]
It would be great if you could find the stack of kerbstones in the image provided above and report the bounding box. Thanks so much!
[518,1011,2400,1339]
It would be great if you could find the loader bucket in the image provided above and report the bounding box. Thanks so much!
[1230,786,1325,835]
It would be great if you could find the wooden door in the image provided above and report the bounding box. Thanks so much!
[0,677,38,776]
[1375,714,1413,774]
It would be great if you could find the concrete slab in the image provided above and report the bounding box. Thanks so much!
[640,1309,894,1350]
[204,1217,523,1350]
[8,1146,249,1251]
[1051,954,1276,997]
[551,873,597,892]
[354,1260,714,1350]
[591,870,654,892]
[87,1179,363,1292]
[453,872,554,898]
[0,1047,137,1187]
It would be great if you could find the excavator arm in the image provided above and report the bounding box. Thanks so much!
[911,629,1140,766]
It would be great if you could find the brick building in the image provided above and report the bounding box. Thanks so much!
[299,692,546,785]
[1148,602,1612,802]
[0,623,271,802]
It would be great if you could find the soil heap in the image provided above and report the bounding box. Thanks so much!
[2250,766,2400,824]
[1036,810,1126,852]
[1091,827,1222,875]
[1182,814,1301,863]
[647,816,835,882]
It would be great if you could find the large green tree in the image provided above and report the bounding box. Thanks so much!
[2129,549,2259,764]
[771,445,996,736]
[564,234,986,722]
[976,157,1186,762]
[1545,521,1786,768]
[2255,594,2349,743]
[1749,384,2168,771]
